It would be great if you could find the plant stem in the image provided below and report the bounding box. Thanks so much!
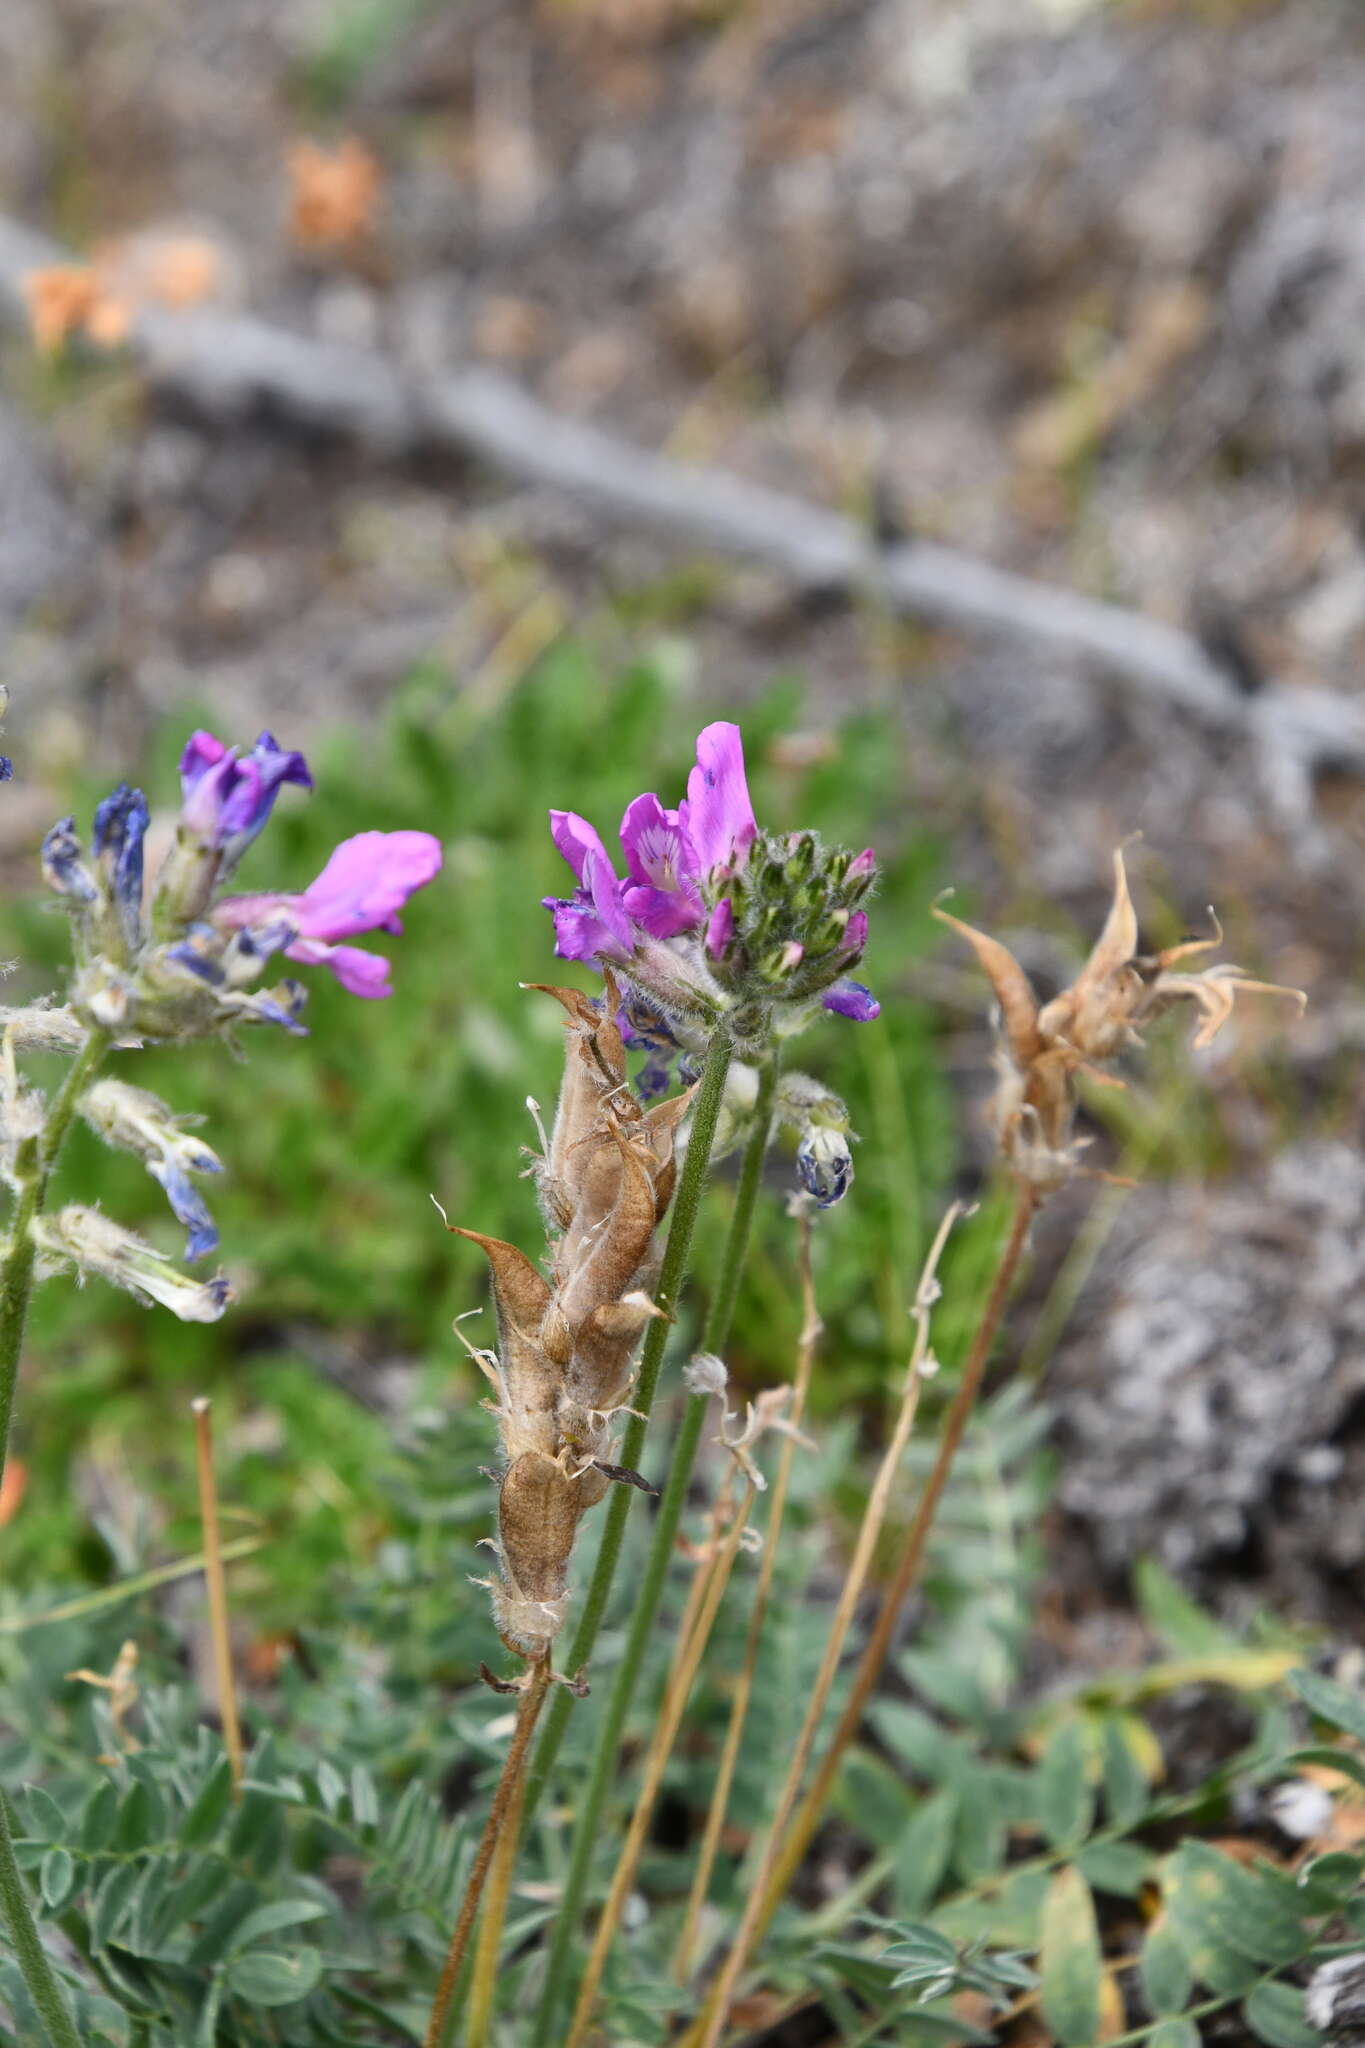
[0,1029,109,1504]
[692,1202,963,2048]
[687,1184,1036,2047]
[464,1677,546,2048]
[673,1209,819,1983]
[565,1476,755,2048]
[521,1025,734,1824]
[0,1810,80,2048]
[423,1657,552,2048]
[190,1399,244,1788]
[529,1045,779,2047]
[763,1184,1036,1905]
[0,1026,109,2048]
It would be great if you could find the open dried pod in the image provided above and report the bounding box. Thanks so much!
[936,848,1305,1194]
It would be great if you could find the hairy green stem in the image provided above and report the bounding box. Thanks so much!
[530,1047,779,2046]
[0,1027,110,2047]
[521,1026,734,1822]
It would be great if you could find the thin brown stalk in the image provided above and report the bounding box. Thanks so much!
[691,1198,974,2048]
[564,1479,756,2048]
[465,1680,545,2048]
[757,1184,1036,1920]
[424,1656,552,2048]
[190,1398,244,1789]
[672,1211,821,1985]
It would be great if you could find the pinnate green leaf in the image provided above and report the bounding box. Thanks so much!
[1244,1980,1322,2048]
[39,1845,75,1912]
[1038,1720,1093,1848]
[229,1898,330,1951]
[1288,1669,1365,1747]
[226,1947,323,2006]
[1039,1865,1104,2047]
[1140,1913,1194,2016]
[180,1756,234,1846]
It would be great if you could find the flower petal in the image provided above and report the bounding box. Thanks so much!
[822,979,880,1022]
[293,830,443,940]
[550,810,614,887]
[583,849,636,958]
[287,935,394,998]
[680,722,757,879]
[545,896,629,964]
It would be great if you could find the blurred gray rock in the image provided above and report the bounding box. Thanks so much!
[1049,1142,1365,1618]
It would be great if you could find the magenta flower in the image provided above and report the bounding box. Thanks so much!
[180,731,312,861]
[216,829,443,997]
[544,719,878,1029]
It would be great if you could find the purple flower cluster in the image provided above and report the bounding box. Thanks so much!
[47,726,443,1043]
[544,722,878,1033]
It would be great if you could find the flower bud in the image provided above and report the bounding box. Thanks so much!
[0,1006,86,1056]
[796,1125,854,1208]
[778,1072,856,1208]
[91,784,149,961]
[152,730,311,932]
[41,818,98,909]
[34,1206,231,1320]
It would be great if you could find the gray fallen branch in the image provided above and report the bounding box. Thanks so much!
[0,212,1356,853]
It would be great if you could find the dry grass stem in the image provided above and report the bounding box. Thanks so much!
[730,1184,1038,2003]
[190,1398,244,1789]
[423,1656,552,2048]
[565,1474,756,2048]
[672,1209,821,1984]
[691,1202,963,2048]
[465,1672,550,2048]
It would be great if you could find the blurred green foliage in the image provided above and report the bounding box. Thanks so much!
[2,644,972,1616]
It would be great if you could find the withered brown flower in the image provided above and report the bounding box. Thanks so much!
[448,975,691,1663]
[935,848,1306,1192]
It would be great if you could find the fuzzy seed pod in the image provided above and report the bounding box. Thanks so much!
[450,976,691,1661]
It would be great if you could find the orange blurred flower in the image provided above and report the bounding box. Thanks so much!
[287,138,381,248]
[22,265,130,354]
[23,232,226,354]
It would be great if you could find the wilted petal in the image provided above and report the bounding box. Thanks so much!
[41,818,98,904]
[933,907,1041,1064]
[823,979,880,1022]
[92,783,150,946]
[1073,847,1139,997]
[148,1156,219,1261]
